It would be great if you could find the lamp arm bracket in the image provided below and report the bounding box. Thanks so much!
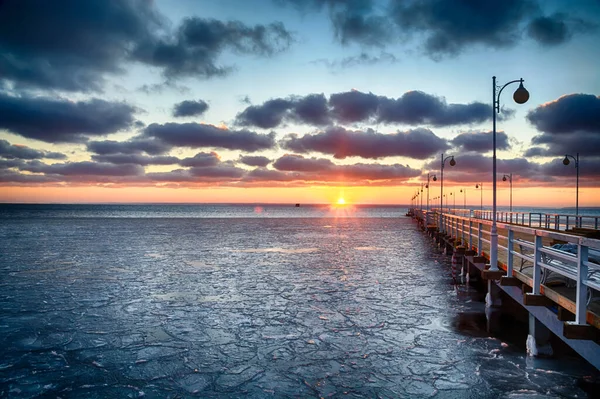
[494,79,523,113]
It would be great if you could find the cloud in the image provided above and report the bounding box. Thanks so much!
[525,94,600,156]
[131,18,294,81]
[236,90,494,128]
[313,51,398,70]
[236,94,329,128]
[0,139,66,160]
[527,13,597,46]
[21,160,144,176]
[173,100,209,117]
[0,0,294,91]
[279,0,597,57]
[451,131,511,152]
[179,152,221,167]
[271,154,421,181]
[280,126,449,159]
[87,138,171,155]
[0,93,137,143]
[527,94,600,134]
[91,154,180,166]
[239,155,271,167]
[143,123,277,151]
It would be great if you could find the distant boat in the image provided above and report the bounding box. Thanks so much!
[295,203,300,207]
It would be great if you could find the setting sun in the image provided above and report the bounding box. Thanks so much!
[337,198,346,205]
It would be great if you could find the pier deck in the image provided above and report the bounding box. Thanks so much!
[412,209,600,369]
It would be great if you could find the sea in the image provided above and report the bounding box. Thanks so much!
[1,203,598,398]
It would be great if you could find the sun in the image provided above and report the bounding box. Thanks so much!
[336,197,346,205]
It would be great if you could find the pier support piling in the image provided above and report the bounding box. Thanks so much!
[527,314,553,356]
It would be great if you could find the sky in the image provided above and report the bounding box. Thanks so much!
[1,0,599,207]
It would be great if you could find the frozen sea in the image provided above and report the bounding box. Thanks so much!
[0,204,598,398]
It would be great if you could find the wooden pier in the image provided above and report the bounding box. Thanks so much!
[411,209,600,370]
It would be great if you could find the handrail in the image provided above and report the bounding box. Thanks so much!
[421,209,600,327]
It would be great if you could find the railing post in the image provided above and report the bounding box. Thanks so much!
[468,219,473,250]
[575,243,589,325]
[477,222,483,256]
[533,234,542,295]
[507,229,514,277]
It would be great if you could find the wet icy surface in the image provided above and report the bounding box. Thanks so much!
[1,213,597,398]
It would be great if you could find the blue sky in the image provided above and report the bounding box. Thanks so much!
[1,0,599,204]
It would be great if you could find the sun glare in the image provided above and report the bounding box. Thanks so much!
[337,197,346,205]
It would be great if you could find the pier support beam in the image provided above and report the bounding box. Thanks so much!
[485,280,502,308]
[527,314,553,356]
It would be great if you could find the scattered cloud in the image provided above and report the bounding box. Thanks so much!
[173,100,209,117]
[143,123,277,152]
[451,131,511,152]
[87,138,171,156]
[239,155,272,167]
[280,126,449,159]
[313,52,398,70]
[0,139,66,160]
[0,0,294,92]
[91,154,180,166]
[179,152,221,167]
[0,93,137,143]
[236,90,495,129]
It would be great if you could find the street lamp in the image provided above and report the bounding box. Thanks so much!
[502,173,513,212]
[475,183,483,211]
[439,153,456,230]
[563,153,579,227]
[460,189,466,210]
[425,173,436,212]
[490,76,529,272]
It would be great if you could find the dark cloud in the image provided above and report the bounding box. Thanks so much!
[0,0,294,91]
[91,154,180,166]
[280,126,449,159]
[236,94,329,128]
[0,93,137,143]
[271,154,420,181]
[239,155,272,167]
[527,94,600,134]
[527,132,600,157]
[527,13,596,46]
[179,152,221,167]
[173,100,209,117]
[329,90,379,123]
[21,160,143,176]
[313,52,398,70]
[0,139,66,160]
[143,123,276,152]
[451,131,511,152]
[131,18,294,80]
[237,90,494,128]
[378,91,496,126]
[87,138,171,156]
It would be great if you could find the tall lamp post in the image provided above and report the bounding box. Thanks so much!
[439,153,456,231]
[425,173,436,212]
[475,183,483,211]
[460,189,466,210]
[563,153,579,227]
[489,76,529,272]
[502,173,513,212]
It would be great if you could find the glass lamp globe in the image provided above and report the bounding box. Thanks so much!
[513,83,529,104]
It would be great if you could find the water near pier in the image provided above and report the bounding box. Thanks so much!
[0,204,597,398]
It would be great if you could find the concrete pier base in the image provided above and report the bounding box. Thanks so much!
[485,280,502,308]
[527,314,553,357]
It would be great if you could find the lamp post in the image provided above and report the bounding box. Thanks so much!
[426,173,436,212]
[490,76,529,272]
[563,153,579,227]
[475,183,483,211]
[460,189,466,210]
[452,192,455,210]
[502,173,513,212]
[420,183,424,211]
[439,153,456,231]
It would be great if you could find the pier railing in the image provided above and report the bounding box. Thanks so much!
[424,208,600,232]
[414,208,600,328]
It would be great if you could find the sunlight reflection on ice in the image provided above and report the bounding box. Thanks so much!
[230,247,318,254]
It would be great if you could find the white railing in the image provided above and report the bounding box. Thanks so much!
[428,211,600,326]
[472,210,600,231]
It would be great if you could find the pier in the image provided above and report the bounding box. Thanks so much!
[410,208,600,369]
